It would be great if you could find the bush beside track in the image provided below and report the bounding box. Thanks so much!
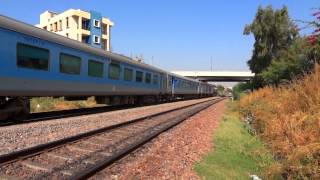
[30,97,97,113]
[238,65,320,179]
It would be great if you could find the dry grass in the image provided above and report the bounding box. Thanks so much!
[30,97,97,113]
[238,65,320,179]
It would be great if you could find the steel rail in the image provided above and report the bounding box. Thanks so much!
[0,98,222,166]
[0,104,135,127]
[71,98,223,180]
[0,98,214,127]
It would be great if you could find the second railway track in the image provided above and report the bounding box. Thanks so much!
[0,104,139,127]
[0,98,210,127]
[0,98,223,180]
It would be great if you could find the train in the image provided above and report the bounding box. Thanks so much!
[0,15,217,121]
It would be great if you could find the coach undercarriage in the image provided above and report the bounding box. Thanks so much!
[0,93,211,121]
[0,97,30,121]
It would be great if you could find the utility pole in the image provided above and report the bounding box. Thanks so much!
[210,56,213,71]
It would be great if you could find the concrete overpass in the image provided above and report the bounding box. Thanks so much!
[171,71,255,82]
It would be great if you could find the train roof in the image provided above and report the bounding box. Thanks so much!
[0,15,211,85]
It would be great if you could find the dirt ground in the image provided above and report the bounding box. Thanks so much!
[92,99,227,180]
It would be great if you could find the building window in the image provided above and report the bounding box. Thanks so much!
[58,20,62,31]
[153,74,159,85]
[43,26,47,30]
[108,62,120,80]
[124,68,133,81]
[102,39,107,50]
[136,71,143,83]
[54,22,57,32]
[93,19,101,28]
[102,24,108,35]
[66,17,69,28]
[50,24,53,31]
[66,33,69,38]
[93,35,100,44]
[17,43,49,71]
[82,35,89,43]
[88,60,104,78]
[82,18,90,30]
[59,53,81,75]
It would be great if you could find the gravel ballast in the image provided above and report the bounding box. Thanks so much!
[0,98,216,155]
[91,99,227,179]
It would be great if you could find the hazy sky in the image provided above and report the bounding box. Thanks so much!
[0,0,318,72]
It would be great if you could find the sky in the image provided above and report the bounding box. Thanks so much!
[0,0,318,72]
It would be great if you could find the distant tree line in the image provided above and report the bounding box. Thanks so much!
[232,83,252,100]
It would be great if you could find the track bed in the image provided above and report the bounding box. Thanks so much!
[0,98,223,179]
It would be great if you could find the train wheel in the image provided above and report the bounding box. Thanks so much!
[9,98,30,121]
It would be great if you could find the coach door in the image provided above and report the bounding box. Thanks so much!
[160,74,167,94]
[167,75,173,94]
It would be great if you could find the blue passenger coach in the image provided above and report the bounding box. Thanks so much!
[0,15,215,120]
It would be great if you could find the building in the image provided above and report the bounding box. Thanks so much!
[36,9,114,51]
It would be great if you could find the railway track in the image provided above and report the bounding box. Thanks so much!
[0,104,136,127]
[0,98,206,127]
[0,98,223,180]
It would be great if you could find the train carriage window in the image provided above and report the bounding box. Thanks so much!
[136,71,143,83]
[88,60,104,78]
[153,74,159,85]
[145,73,151,84]
[124,68,133,81]
[176,80,180,88]
[60,53,81,75]
[108,62,120,80]
[17,43,49,71]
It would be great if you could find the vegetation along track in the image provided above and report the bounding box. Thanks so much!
[0,98,224,180]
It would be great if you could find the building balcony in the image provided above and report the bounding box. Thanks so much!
[102,24,108,35]
[81,18,90,30]
[101,39,108,51]
[80,29,90,35]
[102,34,108,40]
[81,34,90,44]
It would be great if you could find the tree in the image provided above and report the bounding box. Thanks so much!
[305,9,320,65]
[216,85,225,96]
[260,8,320,86]
[244,6,298,87]
[260,38,312,85]
[232,82,252,100]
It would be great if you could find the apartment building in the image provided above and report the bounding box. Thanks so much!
[36,9,114,51]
